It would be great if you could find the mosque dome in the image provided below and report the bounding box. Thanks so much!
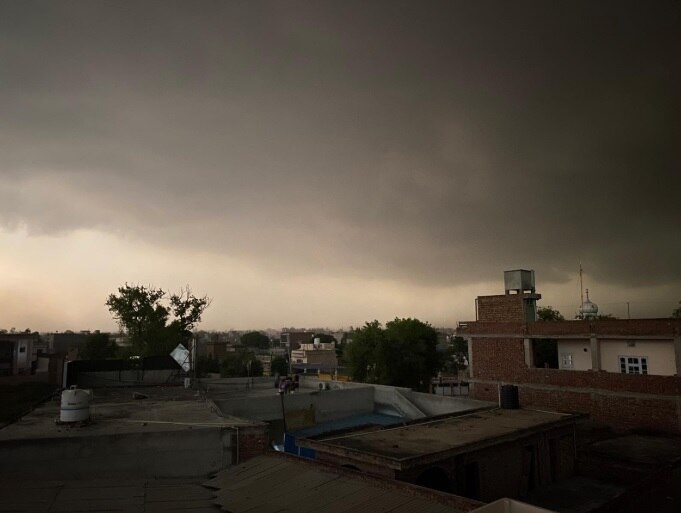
[579,289,599,319]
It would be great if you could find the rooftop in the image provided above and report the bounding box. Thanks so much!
[204,453,483,513]
[0,385,264,480]
[0,386,258,442]
[301,408,581,469]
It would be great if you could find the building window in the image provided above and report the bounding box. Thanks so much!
[560,353,573,369]
[19,347,26,353]
[619,356,648,375]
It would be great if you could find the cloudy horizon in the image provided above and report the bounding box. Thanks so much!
[1,1,680,332]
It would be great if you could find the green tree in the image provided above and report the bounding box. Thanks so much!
[106,284,210,357]
[537,306,565,321]
[443,336,468,373]
[196,356,220,377]
[345,318,441,391]
[240,331,270,349]
[79,332,118,360]
[220,350,263,377]
[345,320,383,383]
[270,356,289,376]
[312,333,337,344]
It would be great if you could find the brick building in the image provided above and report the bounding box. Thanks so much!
[300,408,580,503]
[458,271,681,433]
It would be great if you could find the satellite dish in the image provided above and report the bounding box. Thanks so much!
[170,344,191,372]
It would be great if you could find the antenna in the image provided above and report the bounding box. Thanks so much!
[579,262,584,319]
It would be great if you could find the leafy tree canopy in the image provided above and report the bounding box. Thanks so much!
[270,356,289,376]
[345,318,442,391]
[106,284,210,357]
[79,332,118,360]
[312,333,337,344]
[537,306,565,321]
[221,350,263,378]
[240,331,270,349]
[442,336,468,373]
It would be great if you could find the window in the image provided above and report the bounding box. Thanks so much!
[19,347,26,353]
[560,353,573,369]
[619,356,648,375]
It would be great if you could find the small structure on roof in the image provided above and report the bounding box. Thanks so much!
[299,408,583,503]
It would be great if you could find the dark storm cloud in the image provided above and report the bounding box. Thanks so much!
[1,0,680,287]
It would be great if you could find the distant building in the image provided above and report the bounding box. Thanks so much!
[280,330,314,350]
[0,332,39,376]
[45,332,90,357]
[291,339,338,369]
[457,270,681,433]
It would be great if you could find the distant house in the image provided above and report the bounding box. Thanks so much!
[280,330,314,351]
[45,332,90,357]
[0,332,39,376]
[291,339,338,370]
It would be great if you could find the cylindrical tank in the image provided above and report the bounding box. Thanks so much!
[60,386,91,423]
[500,385,520,409]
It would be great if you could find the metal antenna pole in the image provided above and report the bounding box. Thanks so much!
[579,262,584,319]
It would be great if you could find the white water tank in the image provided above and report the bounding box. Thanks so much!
[60,386,91,423]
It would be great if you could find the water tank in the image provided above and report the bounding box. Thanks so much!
[499,385,520,409]
[504,270,535,294]
[60,386,92,423]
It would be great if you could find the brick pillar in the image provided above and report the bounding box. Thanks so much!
[467,336,474,378]
[590,335,600,371]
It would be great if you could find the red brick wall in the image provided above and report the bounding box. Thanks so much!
[469,333,681,432]
[471,338,681,396]
[238,425,268,462]
[465,318,681,337]
[477,295,526,322]
[394,426,575,502]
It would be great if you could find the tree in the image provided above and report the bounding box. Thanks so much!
[537,306,565,321]
[443,336,468,373]
[106,284,210,357]
[312,333,337,345]
[596,314,617,320]
[345,320,383,383]
[79,332,118,360]
[270,356,289,376]
[345,318,442,391]
[196,355,220,377]
[240,331,270,349]
[220,350,263,378]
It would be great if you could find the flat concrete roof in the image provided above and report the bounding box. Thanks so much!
[0,386,260,441]
[301,408,580,469]
[0,476,219,513]
[205,453,483,513]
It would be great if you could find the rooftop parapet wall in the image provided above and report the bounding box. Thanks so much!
[461,318,681,337]
[476,294,533,323]
[471,337,681,396]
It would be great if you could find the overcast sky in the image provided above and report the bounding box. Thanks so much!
[1,1,680,332]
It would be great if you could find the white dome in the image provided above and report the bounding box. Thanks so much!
[579,289,599,319]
